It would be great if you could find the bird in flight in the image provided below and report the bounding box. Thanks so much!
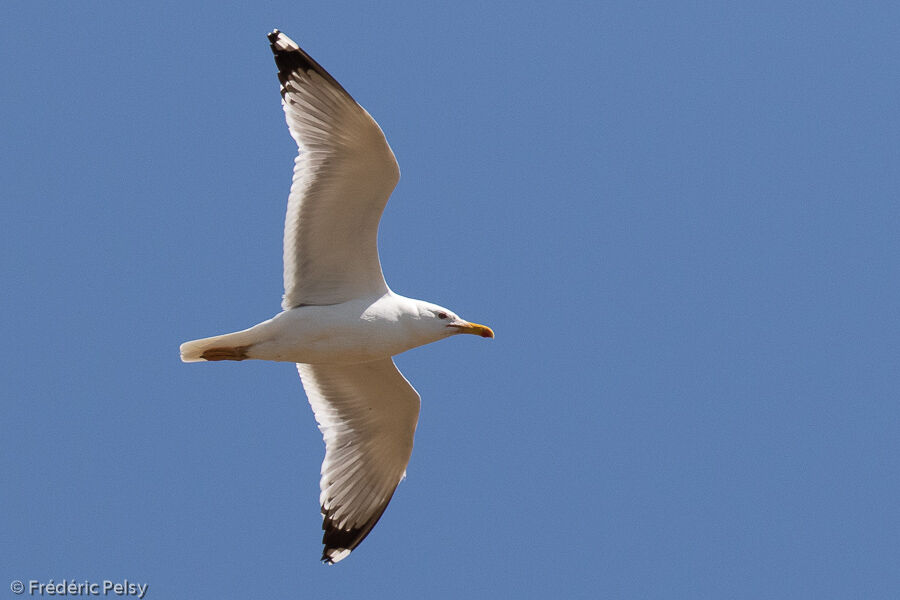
[180,30,493,564]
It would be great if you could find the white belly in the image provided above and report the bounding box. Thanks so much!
[244,295,425,364]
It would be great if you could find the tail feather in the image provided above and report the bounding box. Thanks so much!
[180,331,257,362]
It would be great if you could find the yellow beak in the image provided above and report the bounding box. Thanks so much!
[450,321,495,338]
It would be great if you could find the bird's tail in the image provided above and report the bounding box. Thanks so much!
[180,330,257,362]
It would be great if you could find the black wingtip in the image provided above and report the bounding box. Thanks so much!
[319,495,395,564]
[266,29,355,101]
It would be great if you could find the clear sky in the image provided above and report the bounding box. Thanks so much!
[3,2,899,599]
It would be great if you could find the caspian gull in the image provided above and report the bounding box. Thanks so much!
[180,30,493,564]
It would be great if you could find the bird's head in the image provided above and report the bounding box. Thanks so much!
[416,302,494,340]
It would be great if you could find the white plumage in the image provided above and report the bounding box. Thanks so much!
[180,30,493,563]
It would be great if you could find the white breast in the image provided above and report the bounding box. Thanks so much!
[245,294,431,364]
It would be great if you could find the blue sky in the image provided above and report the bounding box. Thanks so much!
[3,2,899,598]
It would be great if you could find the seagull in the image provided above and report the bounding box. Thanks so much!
[180,30,493,564]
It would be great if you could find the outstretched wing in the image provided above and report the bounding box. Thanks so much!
[296,358,421,563]
[269,30,400,308]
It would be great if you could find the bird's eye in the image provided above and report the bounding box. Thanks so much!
[437,312,448,320]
